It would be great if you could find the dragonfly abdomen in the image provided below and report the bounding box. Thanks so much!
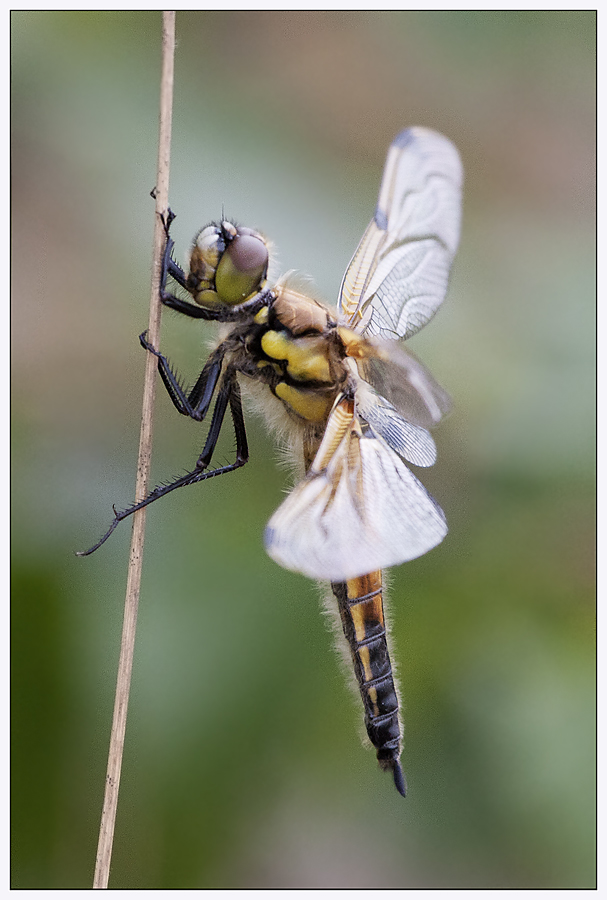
[331,572,407,797]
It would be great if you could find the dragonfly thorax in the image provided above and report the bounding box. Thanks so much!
[236,286,347,425]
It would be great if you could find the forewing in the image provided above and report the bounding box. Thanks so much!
[338,127,462,340]
[264,423,447,582]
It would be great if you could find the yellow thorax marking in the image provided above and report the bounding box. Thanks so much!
[261,330,332,383]
[274,383,333,423]
[254,307,269,325]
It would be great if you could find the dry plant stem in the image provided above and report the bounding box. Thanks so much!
[93,11,176,890]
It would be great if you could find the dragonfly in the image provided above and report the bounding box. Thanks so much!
[79,126,463,797]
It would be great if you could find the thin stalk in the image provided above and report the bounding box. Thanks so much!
[93,11,176,889]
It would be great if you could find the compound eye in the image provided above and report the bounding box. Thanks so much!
[188,225,226,304]
[192,225,224,267]
[214,230,269,305]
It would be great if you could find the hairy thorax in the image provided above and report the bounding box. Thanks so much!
[228,285,352,423]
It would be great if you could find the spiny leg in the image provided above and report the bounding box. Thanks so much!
[140,330,224,420]
[158,211,221,321]
[76,371,249,556]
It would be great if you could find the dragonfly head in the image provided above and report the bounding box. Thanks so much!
[187,221,269,309]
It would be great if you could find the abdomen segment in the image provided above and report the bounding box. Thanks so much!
[331,571,407,797]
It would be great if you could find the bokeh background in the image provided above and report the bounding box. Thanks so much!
[11,11,595,889]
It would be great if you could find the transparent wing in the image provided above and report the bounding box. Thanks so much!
[264,400,447,582]
[357,339,452,429]
[338,126,463,340]
[355,380,437,467]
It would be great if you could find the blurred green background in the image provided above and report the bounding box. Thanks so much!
[11,11,595,889]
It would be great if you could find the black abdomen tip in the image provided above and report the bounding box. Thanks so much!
[392,760,407,798]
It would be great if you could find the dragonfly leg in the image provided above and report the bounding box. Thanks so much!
[76,370,249,557]
[158,212,221,320]
[160,291,221,320]
[140,331,224,421]
[157,209,188,292]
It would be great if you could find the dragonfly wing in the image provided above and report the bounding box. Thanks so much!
[264,407,447,581]
[358,339,452,428]
[355,380,437,467]
[338,127,462,340]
